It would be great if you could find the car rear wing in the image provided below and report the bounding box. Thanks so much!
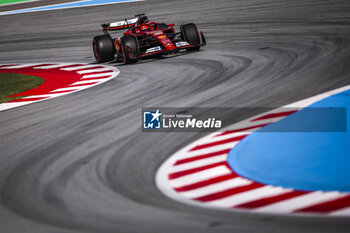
[102,18,138,31]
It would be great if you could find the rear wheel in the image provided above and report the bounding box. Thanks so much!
[121,36,139,64]
[93,35,115,63]
[181,23,201,51]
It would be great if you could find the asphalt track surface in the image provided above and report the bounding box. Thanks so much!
[0,0,350,232]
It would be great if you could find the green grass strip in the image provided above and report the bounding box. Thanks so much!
[0,0,34,5]
[0,73,44,103]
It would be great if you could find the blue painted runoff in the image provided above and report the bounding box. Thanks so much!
[227,89,350,192]
[0,0,138,15]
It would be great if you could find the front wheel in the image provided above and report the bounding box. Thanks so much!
[93,35,115,63]
[181,23,201,51]
[121,36,139,64]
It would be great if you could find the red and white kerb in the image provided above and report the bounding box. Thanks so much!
[0,63,119,111]
[156,85,350,216]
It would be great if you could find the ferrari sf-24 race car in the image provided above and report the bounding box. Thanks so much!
[93,14,206,64]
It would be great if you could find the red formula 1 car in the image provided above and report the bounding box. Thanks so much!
[93,14,206,64]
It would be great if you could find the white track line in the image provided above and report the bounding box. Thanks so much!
[170,166,232,189]
[170,154,227,173]
[1,63,41,69]
[49,87,80,92]
[21,94,60,99]
[61,64,101,71]
[0,0,144,16]
[198,131,248,143]
[177,141,241,160]
[77,67,112,74]
[0,101,35,111]
[331,206,350,216]
[255,191,346,213]
[81,72,116,79]
[208,186,292,208]
[34,63,77,69]
[70,80,102,85]
[180,177,252,199]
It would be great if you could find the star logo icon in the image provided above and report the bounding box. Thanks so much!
[151,109,162,122]
[143,109,162,129]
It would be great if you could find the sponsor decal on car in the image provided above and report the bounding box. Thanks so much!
[110,18,138,27]
[175,41,190,47]
[145,46,162,54]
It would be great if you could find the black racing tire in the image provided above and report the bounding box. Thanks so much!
[181,23,201,51]
[121,35,139,64]
[200,31,206,45]
[93,35,115,63]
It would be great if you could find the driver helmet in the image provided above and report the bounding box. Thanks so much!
[140,25,150,31]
